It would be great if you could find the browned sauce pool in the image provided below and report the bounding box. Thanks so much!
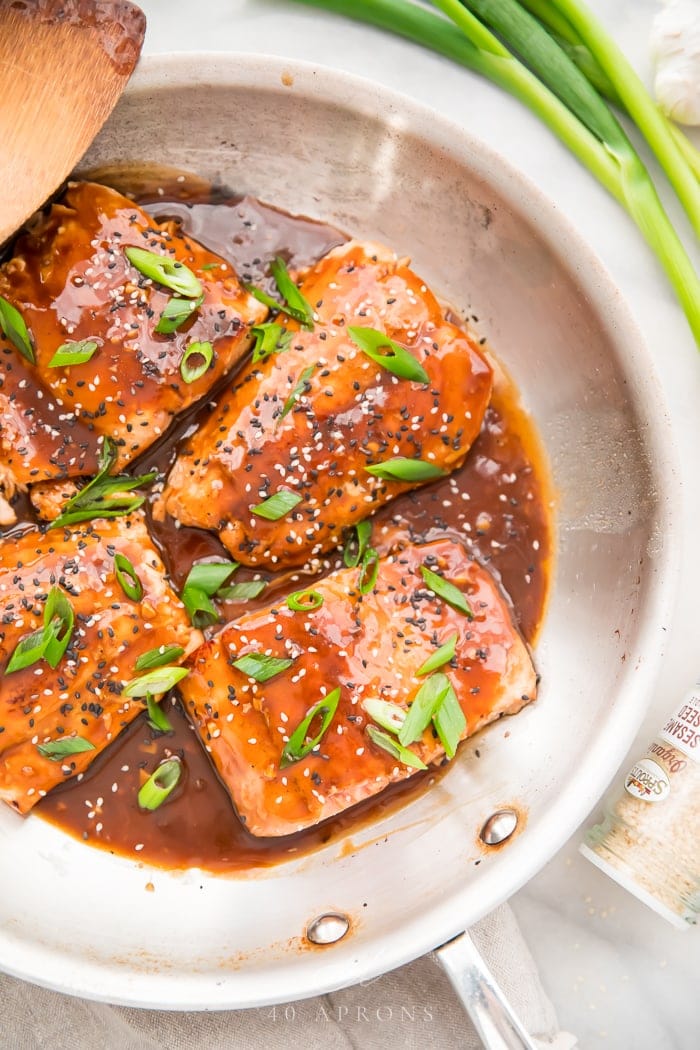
[26,184,553,870]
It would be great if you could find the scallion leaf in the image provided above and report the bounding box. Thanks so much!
[114,552,143,602]
[398,672,451,747]
[232,652,294,682]
[366,725,427,771]
[432,680,466,758]
[280,686,341,767]
[135,645,185,671]
[286,589,324,612]
[138,758,182,811]
[251,489,302,521]
[416,632,459,676]
[366,458,446,482]
[4,627,49,674]
[348,326,429,383]
[251,322,293,363]
[125,246,202,298]
[361,697,406,735]
[155,294,204,334]
[145,692,173,733]
[180,560,238,627]
[269,257,315,329]
[420,565,473,618]
[181,585,218,628]
[218,580,267,601]
[0,295,34,363]
[50,438,157,529]
[122,665,189,698]
[5,585,74,674]
[47,339,99,367]
[343,519,372,568]
[279,364,315,420]
[358,547,380,594]
[36,736,95,761]
[180,340,213,383]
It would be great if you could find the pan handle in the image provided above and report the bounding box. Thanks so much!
[435,930,539,1050]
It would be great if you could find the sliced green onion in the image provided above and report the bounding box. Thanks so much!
[5,627,49,674]
[122,665,189,698]
[145,692,173,733]
[358,547,380,594]
[269,257,315,329]
[37,736,95,762]
[155,294,204,334]
[398,672,451,747]
[420,565,474,618]
[366,458,446,482]
[279,364,315,420]
[416,632,459,676]
[343,519,372,568]
[232,652,294,682]
[366,725,427,771]
[135,645,185,671]
[124,246,202,298]
[180,560,238,627]
[50,438,157,529]
[361,697,406,735]
[181,585,218,628]
[114,552,143,602]
[0,295,34,363]
[180,340,213,383]
[251,322,293,363]
[218,580,267,601]
[138,758,182,811]
[280,686,341,767]
[251,489,302,520]
[48,339,99,367]
[348,326,429,383]
[286,589,324,612]
[5,585,74,674]
[432,680,466,759]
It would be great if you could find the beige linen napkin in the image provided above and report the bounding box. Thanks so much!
[1,904,577,1049]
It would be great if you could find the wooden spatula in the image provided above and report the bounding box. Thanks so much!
[0,0,146,245]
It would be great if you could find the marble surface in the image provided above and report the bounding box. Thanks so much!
[92,1,700,1045]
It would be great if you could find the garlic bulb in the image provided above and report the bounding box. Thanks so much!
[651,0,700,125]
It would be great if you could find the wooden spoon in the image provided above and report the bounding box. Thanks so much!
[0,0,146,245]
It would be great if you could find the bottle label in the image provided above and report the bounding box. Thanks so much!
[658,690,700,763]
[624,758,671,802]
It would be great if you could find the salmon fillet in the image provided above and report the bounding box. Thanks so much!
[156,240,493,569]
[0,514,198,813]
[179,539,535,837]
[0,181,266,505]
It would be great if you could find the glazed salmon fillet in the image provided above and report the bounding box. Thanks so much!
[156,241,493,568]
[0,514,197,813]
[0,181,266,511]
[179,539,535,837]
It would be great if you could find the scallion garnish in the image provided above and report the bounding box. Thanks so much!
[217,580,267,601]
[135,645,185,672]
[361,697,406,735]
[180,560,238,627]
[366,725,427,771]
[124,246,202,299]
[37,736,95,762]
[47,339,99,367]
[279,364,315,420]
[180,340,213,383]
[245,258,315,329]
[416,632,459,676]
[5,585,74,674]
[420,565,474,618]
[280,686,341,767]
[358,547,380,594]
[251,489,302,521]
[432,680,466,758]
[50,438,157,530]
[0,295,34,363]
[343,519,372,568]
[145,692,173,733]
[155,294,204,334]
[348,326,429,383]
[365,458,446,482]
[398,672,451,746]
[122,665,189,698]
[138,758,182,811]
[114,552,143,602]
[231,652,294,682]
[251,322,293,363]
[286,589,324,612]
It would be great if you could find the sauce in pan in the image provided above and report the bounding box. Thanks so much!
[5,184,553,870]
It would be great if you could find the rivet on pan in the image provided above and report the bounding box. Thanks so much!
[480,809,518,846]
[306,912,350,946]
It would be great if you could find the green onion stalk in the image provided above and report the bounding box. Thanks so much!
[291,0,700,348]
